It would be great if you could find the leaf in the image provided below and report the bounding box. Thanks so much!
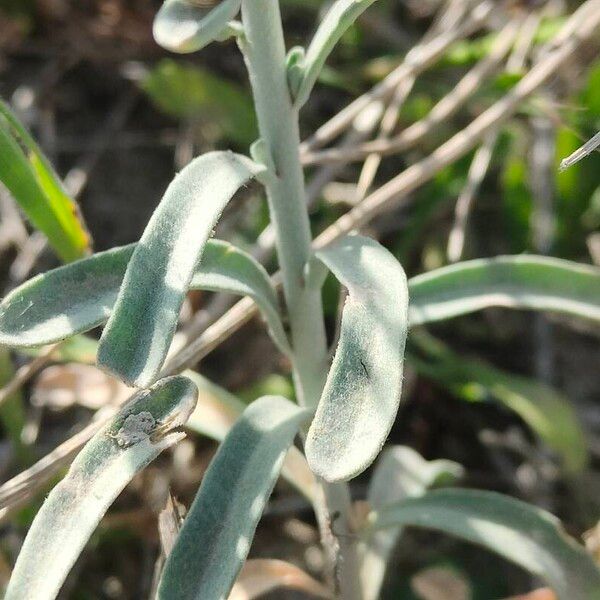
[153,0,241,54]
[0,245,132,347]
[98,152,265,387]
[409,333,588,473]
[292,0,378,108]
[365,489,600,600]
[305,234,409,482]
[409,255,600,326]
[188,240,289,354]
[0,238,287,355]
[228,559,330,600]
[158,395,309,600]
[361,447,464,600]
[0,98,90,262]
[4,375,198,600]
[184,371,315,501]
[142,59,257,146]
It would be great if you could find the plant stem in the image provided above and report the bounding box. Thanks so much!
[239,1,360,597]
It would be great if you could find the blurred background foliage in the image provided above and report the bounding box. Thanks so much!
[0,0,599,598]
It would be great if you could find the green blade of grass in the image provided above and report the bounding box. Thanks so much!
[0,99,90,262]
[408,332,588,473]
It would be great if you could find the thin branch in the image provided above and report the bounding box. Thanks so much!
[447,132,497,262]
[313,0,600,246]
[302,18,523,165]
[299,0,494,153]
[559,130,600,171]
[0,344,60,407]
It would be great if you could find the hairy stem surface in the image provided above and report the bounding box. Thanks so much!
[239,1,360,597]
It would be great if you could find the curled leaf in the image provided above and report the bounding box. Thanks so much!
[0,239,286,354]
[153,0,242,53]
[306,235,409,482]
[98,152,265,387]
[5,375,198,600]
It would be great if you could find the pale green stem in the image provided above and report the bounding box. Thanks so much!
[239,1,361,597]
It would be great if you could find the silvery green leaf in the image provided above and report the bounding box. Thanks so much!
[158,395,309,600]
[184,371,316,501]
[365,488,600,600]
[0,244,133,347]
[97,152,264,387]
[409,255,600,326]
[153,0,242,54]
[305,235,408,482]
[360,447,463,600]
[5,375,198,600]
[293,0,378,108]
[189,239,289,354]
[0,239,288,354]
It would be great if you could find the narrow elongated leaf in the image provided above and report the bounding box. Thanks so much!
[293,0,378,108]
[409,333,588,473]
[184,371,316,501]
[5,375,198,600]
[0,99,90,262]
[0,245,132,347]
[153,0,241,53]
[365,489,600,600]
[305,235,409,482]
[361,447,463,600]
[96,151,264,387]
[0,239,287,353]
[409,256,600,326]
[158,395,309,600]
[189,240,289,354]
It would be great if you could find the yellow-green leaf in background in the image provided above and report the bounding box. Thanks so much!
[0,98,91,263]
[142,59,258,146]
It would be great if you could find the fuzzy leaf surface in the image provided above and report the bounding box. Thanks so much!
[365,488,600,600]
[293,0,378,108]
[5,375,198,600]
[184,371,314,500]
[306,235,408,482]
[0,239,287,353]
[158,395,308,600]
[409,255,600,325]
[153,0,241,53]
[97,152,263,387]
